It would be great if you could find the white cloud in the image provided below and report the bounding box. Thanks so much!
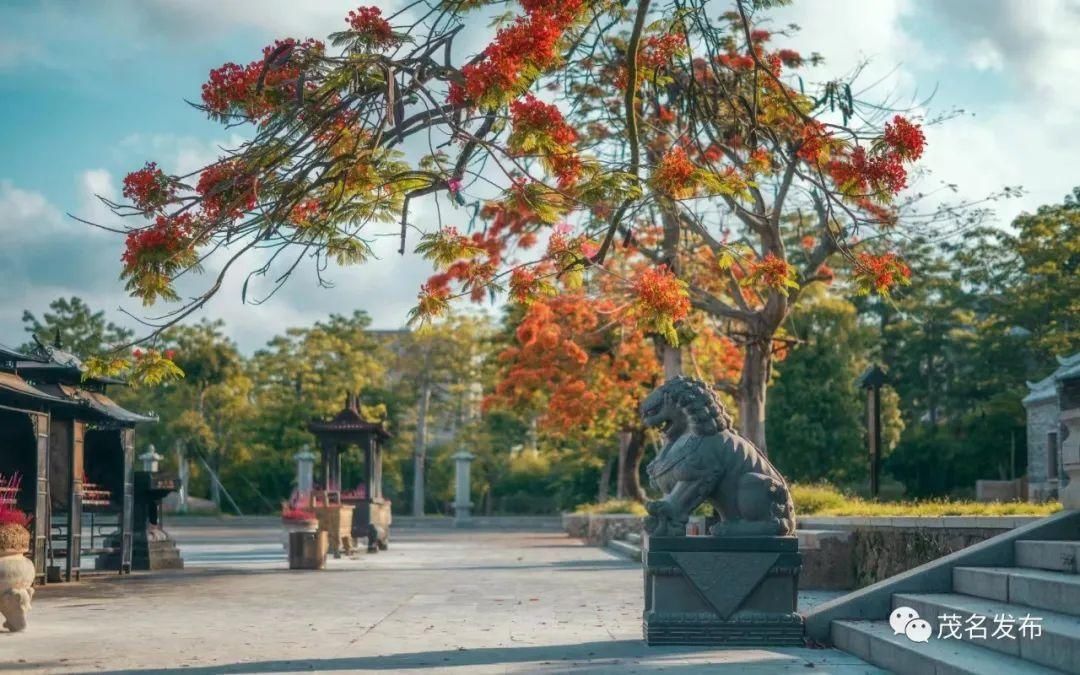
[966,38,1004,72]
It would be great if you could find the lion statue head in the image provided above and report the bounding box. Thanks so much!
[639,376,733,439]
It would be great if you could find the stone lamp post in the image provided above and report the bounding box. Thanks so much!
[452,449,475,526]
[139,445,163,473]
[294,446,316,496]
[1056,363,1080,509]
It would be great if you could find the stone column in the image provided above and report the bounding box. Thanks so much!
[176,441,189,514]
[294,446,316,496]
[452,449,475,525]
[1056,370,1080,509]
[139,445,162,473]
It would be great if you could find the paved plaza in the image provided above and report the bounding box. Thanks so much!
[0,520,883,674]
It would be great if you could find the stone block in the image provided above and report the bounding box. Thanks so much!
[798,530,855,591]
[953,566,1009,602]
[1007,568,1080,617]
[642,535,802,646]
[1015,539,1080,573]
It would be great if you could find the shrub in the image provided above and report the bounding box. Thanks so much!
[573,499,646,516]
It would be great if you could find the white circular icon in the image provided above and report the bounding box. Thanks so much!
[905,618,933,643]
[889,606,920,635]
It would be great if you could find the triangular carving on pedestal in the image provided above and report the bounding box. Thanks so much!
[671,551,779,619]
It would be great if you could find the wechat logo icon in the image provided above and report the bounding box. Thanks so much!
[890,606,932,643]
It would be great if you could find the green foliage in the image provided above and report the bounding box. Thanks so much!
[21,296,133,356]
[767,291,901,485]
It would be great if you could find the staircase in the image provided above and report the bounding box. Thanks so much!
[831,537,1080,674]
[606,531,642,561]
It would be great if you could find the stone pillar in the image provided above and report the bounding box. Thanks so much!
[1056,370,1080,509]
[176,441,189,514]
[294,446,316,496]
[139,445,162,473]
[452,449,475,525]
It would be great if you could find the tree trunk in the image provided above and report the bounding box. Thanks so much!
[598,455,614,502]
[738,341,771,454]
[412,383,432,517]
[208,453,221,508]
[662,344,682,380]
[617,428,648,502]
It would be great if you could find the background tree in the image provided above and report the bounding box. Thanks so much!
[21,296,133,355]
[99,0,1006,460]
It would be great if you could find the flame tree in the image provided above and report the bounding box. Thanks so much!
[106,0,1005,450]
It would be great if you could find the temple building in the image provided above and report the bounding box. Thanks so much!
[1022,353,1080,502]
[0,336,154,583]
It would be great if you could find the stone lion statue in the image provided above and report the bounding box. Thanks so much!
[641,376,795,537]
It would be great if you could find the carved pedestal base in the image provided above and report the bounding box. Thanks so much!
[642,536,803,646]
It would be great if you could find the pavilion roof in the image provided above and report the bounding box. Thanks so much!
[0,371,75,408]
[34,382,157,425]
[308,394,390,439]
[1023,353,1080,406]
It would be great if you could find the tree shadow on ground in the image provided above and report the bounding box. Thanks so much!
[82,640,820,674]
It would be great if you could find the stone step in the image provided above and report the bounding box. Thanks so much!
[831,619,1059,675]
[893,592,1080,673]
[954,566,1080,617]
[1016,540,1080,574]
[625,532,641,546]
[606,539,641,562]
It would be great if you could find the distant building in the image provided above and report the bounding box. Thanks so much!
[1022,353,1080,502]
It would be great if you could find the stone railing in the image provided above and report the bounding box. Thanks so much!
[565,512,1047,591]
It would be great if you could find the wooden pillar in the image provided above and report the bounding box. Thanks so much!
[68,421,84,581]
[31,412,50,585]
[364,437,375,499]
[119,428,135,574]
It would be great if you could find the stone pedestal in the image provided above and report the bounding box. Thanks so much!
[642,535,803,646]
[0,553,34,632]
[314,504,355,557]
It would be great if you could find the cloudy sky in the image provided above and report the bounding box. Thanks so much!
[1,0,1077,352]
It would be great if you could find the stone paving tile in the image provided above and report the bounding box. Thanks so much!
[0,522,885,674]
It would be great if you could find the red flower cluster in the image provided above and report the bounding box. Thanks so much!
[883,115,925,161]
[121,213,198,268]
[0,473,30,528]
[777,49,803,67]
[509,95,582,187]
[448,0,587,106]
[346,6,397,47]
[510,95,577,146]
[796,122,830,164]
[652,146,699,198]
[717,52,755,70]
[633,265,690,322]
[746,254,794,291]
[641,33,684,69]
[197,160,257,221]
[281,507,316,522]
[122,162,174,211]
[202,38,322,119]
[828,146,908,196]
[855,252,911,294]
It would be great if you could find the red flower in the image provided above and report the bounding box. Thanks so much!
[883,115,925,161]
[652,146,699,198]
[777,49,803,67]
[854,252,911,294]
[346,6,398,48]
[122,213,199,268]
[641,33,683,69]
[746,254,795,291]
[633,266,690,322]
[123,162,175,211]
[197,160,257,221]
[164,349,176,360]
[448,0,587,106]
